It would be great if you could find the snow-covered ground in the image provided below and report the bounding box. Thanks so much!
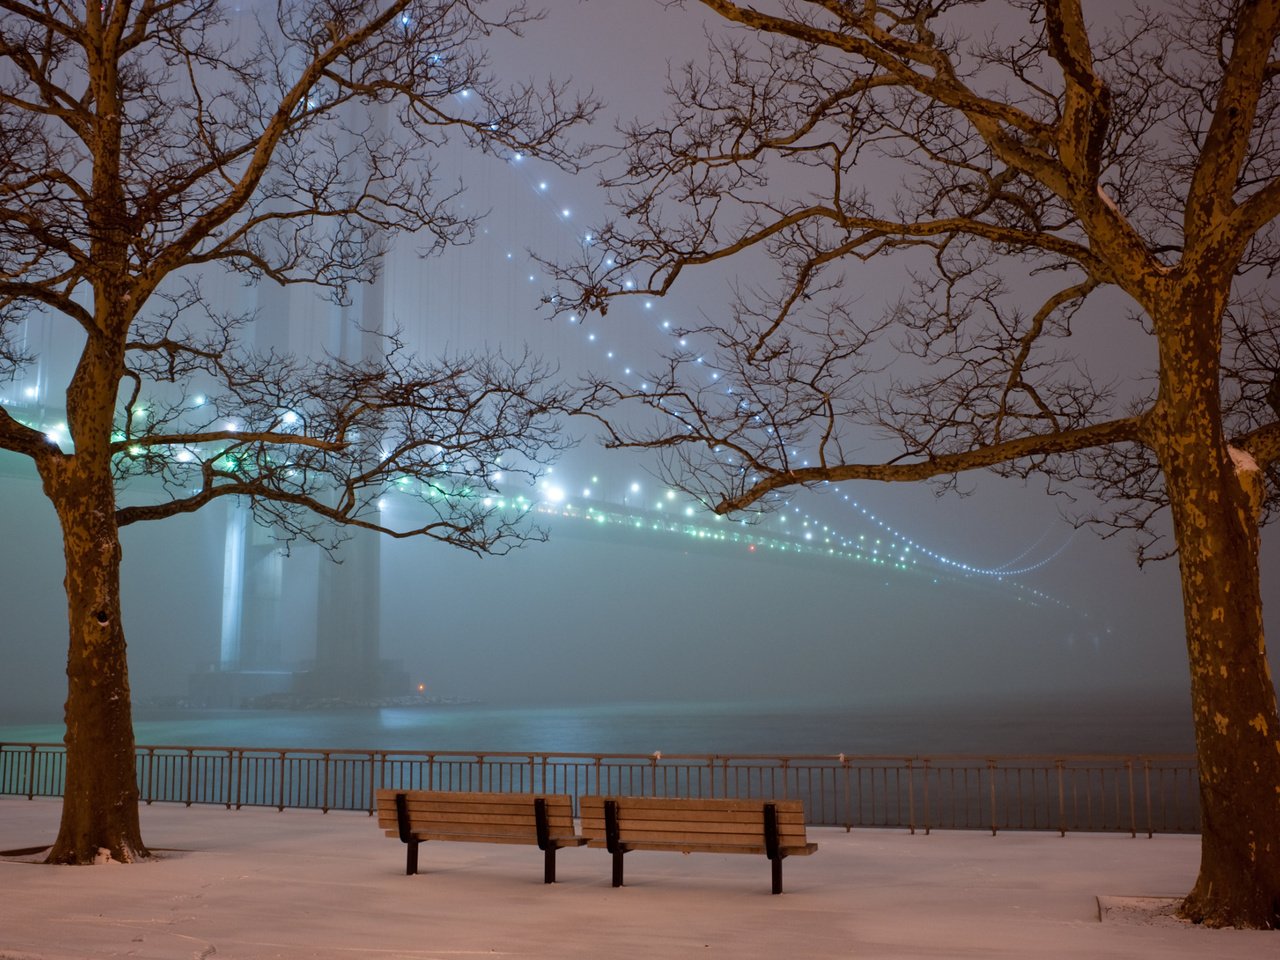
[0,796,1272,959]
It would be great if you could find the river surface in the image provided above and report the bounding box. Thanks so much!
[0,693,1196,757]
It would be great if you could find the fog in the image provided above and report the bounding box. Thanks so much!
[5,442,1271,722]
[1,0,1277,732]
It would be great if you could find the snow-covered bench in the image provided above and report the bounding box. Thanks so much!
[578,795,817,894]
[375,789,585,883]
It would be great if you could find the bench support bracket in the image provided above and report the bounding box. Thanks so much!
[764,802,783,895]
[394,792,421,876]
[604,799,626,887]
[534,797,558,884]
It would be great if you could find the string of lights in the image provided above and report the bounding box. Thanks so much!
[486,144,1075,595]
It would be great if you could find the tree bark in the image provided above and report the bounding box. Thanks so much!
[37,346,148,864]
[39,456,146,864]
[1154,299,1280,928]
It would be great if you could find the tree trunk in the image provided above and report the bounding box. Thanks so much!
[39,455,148,864]
[1153,299,1280,928]
[1170,469,1280,927]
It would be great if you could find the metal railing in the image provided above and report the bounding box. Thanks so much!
[0,742,1200,836]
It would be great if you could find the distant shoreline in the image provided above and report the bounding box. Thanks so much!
[131,693,483,712]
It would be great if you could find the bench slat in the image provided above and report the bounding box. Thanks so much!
[586,839,818,856]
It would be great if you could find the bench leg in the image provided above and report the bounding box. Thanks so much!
[544,847,556,884]
[405,838,420,876]
[611,850,625,888]
[771,855,783,895]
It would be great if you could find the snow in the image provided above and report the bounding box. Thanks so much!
[1229,444,1266,521]
[1229,445,1261,476]
[1,797,1274,959]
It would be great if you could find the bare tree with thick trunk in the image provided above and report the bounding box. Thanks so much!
[549,0,1280,929]
[0,0,595,864]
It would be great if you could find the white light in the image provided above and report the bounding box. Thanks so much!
[560,208,571,218]
[281,411,300,426]
[538,181,548,191]
[24,386,37,398]
[512,152,524,162]
[176,449,194,463]
[543,484,566,504]
[225,422,238,432]
[630,482,641,494]
[378,498,388,510]
[582,487,592,498]
[192,394,205,407]
[491,471,503,483]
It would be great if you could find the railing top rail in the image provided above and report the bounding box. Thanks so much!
[0,741,1198,765]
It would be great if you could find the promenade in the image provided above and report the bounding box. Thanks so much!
[0,796,1272,959]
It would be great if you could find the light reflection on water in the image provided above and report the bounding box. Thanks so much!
[0,694,1195,756]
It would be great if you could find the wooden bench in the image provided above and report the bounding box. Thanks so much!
[374,789,586,883]
[579,795,817,894]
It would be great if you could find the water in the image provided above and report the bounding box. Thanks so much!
[0,692,1196,757]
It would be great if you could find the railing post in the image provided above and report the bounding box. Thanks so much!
[223,750,233,810]
[26,744,35,800]
[321,751,330,814]
[1126,760,1136,838]
[277,751,286,811]
[368,752,382,815]
[1056,760,1066,837]
[988,759,998,836]
[840,754,851,832]
[1143,759,1153,838]
[907,758,917,836]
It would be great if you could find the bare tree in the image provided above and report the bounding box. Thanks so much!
[549,0,1280,929]
[0,0,596,864]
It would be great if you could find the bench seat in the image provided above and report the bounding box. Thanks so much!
[375,789,586,883]
[579,795,817,894]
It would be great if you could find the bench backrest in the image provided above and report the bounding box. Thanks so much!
[578,795,809,849]
[375,789,578,843]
